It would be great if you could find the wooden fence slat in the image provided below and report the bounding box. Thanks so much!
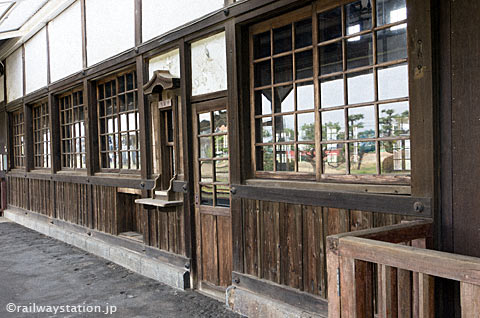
[418,273,434,318]
[327,246,340,318]
[380,265,398,318]
[354,260,373,318]
[397,269,412,318]
[460,282,480,318]
[340,256,355,317]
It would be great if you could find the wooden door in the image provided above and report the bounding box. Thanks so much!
[192,98,232,298]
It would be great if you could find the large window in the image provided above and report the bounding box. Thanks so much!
[59,89,86,170]
[97,69,140,171]
[12,110,25,168]
[32,101,51,169]
[251,0,410,183]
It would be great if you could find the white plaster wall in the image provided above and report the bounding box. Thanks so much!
[6,48,23,103]
[191,32,227,96]
[148,49,180,79]
[49,1,83,83]
[142,0,224,43]
[0,75,4,102]
[86,0,135,66]
[25,28,48,94]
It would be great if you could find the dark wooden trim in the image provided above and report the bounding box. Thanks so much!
[190,90,228,104]
[22,45,25,96]
[137,55,151,181]
[23,87,49,104]
[48,93,61,173]
[86,79,98,175]
[23,102,33,172]
[6,111,13,170]
[232,184,432,217]
[232,271,329,314]
[172,180,187,193]
[46,23,51,85]
[134,0,142,47]
[80,0,87,69]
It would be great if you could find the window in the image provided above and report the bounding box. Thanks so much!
[12,110,25,168]
[32,101,51,169]
[59,89,86,170]
[97,69,140,171]
[251,0,410,183]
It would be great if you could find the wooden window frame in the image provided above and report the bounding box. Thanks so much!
[58,87,87,171]
[249,0,420,186]
[11,110,25,169]
[31,100,51,170]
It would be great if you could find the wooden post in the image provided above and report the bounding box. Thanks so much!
[354,260,373,318]
[340,256,356,317]
[460,282,480,318]
[418,273,434,318]
[327,237,341,318]
[397,269,412,318]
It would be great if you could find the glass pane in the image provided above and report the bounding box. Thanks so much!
[256,145,274,171]
[254,60,271,87]
[348,106,375,139]
[295,50,313,80]
[319,41,343,75]
[215,135,228,157]
[120,114,127,132]
[274,55,293,84]
[253,31,271,59]
[119,95,126,112]
[214,110,227,133]
[322,144,346,174]
[276,144,295,171]
[121,151,129,168]
[347,70,374,104]
[377,25,407,63]
[349,142,376,174]
[200,161,213,182]
[275,114,295,142]
[200,185,214,206]
[298,144,316,173]
[380,139,410,174]
[99,101,105,117]
[273,25,292,55]
[106,99,112,115]
[274,85,294,113]
[105,82,111,98]
[215,160,229,183]
[346,0,372,35]
[321,76,344,108]
[128,113,136,131]
[295,19,312,49]
[346,33,373,69]
[377,0,407,26]
[118,75,125,93]
[318,7,342,42]
[127,92,135,110]
[298,112,315,141]
[98,84,104,99]
[215,185,230,207]
[379,101,409,137]
[128,133,136,150]
[255,89,273,115]
[121,133,128,150]
[378,63,408,100]
[322,110,345,141]
[198,113,211,135]
[199,137,212,158]
[126,73,134,91]
[297,82,314,110]
[256,117,273,143]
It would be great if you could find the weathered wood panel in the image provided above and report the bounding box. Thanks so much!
[55,182,90,227]
[7,177,29,210]
[146,206,185,256]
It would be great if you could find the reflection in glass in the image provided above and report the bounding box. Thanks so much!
[295,19,312,48]
[377,25,407,63]
[198,113,211,135]
[273,25,292,54]
[215,160,229,183]
[276,144,295,171]
[256,145,274,171]
[254,31,271,59]
[322,143,346,174]
[346,0,372,35]
[321,76,344,108]
[297,82,314,110]
[215,135,228,157]
[347,33,373,69]
[275,115,295,142]
[379,102,409,137]
[380,139,410,174]
[200,161,213,182]
[199,137,212,158]
[377,0,406,26]
[295,50,313,80]
[298,112,315,141]
[216,185,230,207]
[318,7,342,42]
[347,70,374,104]
[214,110,227,133]
[254,60,271,87]
[298,144,316,173]
[349,142,376,174]
[255,89,272,115]
[200,185,214,206]
[348,106,375,139]
[378,63,408,100]
[319,41,343,75]
[274,55,293,84]
[322,110,345,141]
[256,117,273,143]
[274,85,294,113]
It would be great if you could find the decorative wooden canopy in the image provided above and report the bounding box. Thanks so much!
[143,70,180,95]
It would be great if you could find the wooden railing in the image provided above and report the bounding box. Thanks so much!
[327,219,480,317]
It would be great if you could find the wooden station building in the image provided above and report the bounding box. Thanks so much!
[0,0,479,317]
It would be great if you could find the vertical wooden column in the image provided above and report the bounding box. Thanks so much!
[460,282,480,318]
[327,237,341,318]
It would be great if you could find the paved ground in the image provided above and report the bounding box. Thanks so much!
[0,219,242,318]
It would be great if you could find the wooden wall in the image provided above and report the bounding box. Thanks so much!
[242,198,412,298]
[147,207,186,256]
